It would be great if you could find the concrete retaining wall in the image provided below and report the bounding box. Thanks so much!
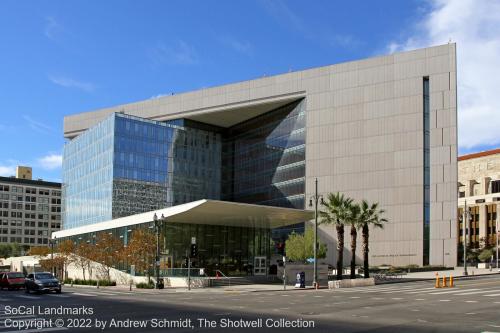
[328,278,375,289]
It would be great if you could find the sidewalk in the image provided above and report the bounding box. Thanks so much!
[64,283,308,293]
[402,266,500,280]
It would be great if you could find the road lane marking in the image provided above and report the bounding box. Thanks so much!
[15,295,39,300]
[404,287,442,294]
[429,289,480,295]
[0,314,36,319]
[465,301,478,303]
[484,293,500,297]
[0,328,67,333]
[391,298,404,300]
[454,289,500,296]
[72,292,96,297]
[439,299,451,302]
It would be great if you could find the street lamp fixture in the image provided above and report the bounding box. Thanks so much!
[49,235,57,276]
[459,201,471,276]
[308,178,324,289]
[153,213,165,289]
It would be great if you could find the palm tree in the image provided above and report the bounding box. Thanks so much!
[358,200,388,278]
[347,203,361,279]
[320,192,354,280]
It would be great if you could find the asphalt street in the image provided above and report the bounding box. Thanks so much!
[0,275,499,333]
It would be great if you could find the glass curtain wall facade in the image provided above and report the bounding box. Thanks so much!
[63,113,221,229]
[423,77,431,266]
[63,116,115,229]
[62,102,307,274]
[64,223,270,277]
[222,100,306,209]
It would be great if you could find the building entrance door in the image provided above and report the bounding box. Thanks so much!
[253,256,266,275]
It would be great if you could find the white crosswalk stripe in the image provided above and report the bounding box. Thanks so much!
[0,328,67,333]
[454,289,500,296]
[429,288,480,295]
[71,292,96,297]
[46,294,70,298]
[15,295,39,300]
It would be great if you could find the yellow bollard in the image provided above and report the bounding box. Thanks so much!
[435,273,440,288]
[442,275,447,288]
[449,275,453,288]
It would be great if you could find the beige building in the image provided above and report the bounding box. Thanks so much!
[458,149,500,250]
[0,167,62,248]
[62,44,458,268]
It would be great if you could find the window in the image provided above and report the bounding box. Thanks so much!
[492,180,500,194]
[26,187,37,194]
[24,213,35,219]
[0,185,9,191]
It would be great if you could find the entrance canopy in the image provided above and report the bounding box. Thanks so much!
[53,199,314,239]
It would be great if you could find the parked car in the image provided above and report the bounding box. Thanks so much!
[0,272,25,290]
[25,272,61,294]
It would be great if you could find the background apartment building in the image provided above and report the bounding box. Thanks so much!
[0,166,62,250]
[458,149,500,250]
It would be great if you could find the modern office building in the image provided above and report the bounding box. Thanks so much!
[458,148,500,250]
[0,166,62,248]
[56,43,458,271]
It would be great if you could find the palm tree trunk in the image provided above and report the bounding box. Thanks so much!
[350,225,357,279]
[362,224,369,278]
[336,224,344,280]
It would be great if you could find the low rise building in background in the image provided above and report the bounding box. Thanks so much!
[458,149,500,251]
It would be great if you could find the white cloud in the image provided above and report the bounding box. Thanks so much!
[37,154,62,170]
[0,165,16,177]
[387,0,500,150]
[22,115,53,134]
[149,40,199,66]
[48,75,95,92]
[218,36,254,56]
[44,16,63,40]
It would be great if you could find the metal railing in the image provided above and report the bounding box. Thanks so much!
[210,270,230,287]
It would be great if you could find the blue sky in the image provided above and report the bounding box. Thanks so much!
[1,0,499,182]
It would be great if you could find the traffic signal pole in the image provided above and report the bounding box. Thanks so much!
[188,256,191,291]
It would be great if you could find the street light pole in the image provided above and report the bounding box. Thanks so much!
[50,235,56,276]
[309,178,323,289]
[463,201,469,276]
[496,204,499,272]
[153,213,162,289]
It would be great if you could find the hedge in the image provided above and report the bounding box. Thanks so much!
[63,278,116,286]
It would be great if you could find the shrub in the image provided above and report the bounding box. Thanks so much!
[136,282,155,289]
[63,278,116,286]
[478,248,494,263]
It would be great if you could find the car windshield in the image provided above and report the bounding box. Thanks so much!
[7,273,24,278]
[35,273,55,280]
